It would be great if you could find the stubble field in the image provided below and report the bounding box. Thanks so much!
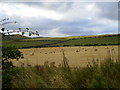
[13,45,119,67]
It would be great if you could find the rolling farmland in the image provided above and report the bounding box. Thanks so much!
[2,34,120,67]
[2,34,120,48]
[2,34,120,88]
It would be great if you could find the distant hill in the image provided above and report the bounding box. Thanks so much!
[2,34,30,41]
[2,34,120,48]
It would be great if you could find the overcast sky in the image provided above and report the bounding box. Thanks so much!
[0,2,118,37]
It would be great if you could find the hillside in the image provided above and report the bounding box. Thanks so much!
[2,34,120,48]
[2,34,30,41]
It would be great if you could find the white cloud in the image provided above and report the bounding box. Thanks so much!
[20,6,63,20]
[0,3,63,21]
[87,3,95,11]
[87,17,92,20]
[41,28,68,37]
[62,3,100,21]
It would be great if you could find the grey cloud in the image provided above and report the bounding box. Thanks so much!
[0,2,118,37]
[96,2,118,20]
[21,2,73,13]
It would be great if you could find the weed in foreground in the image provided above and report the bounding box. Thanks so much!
[3,49,120,88]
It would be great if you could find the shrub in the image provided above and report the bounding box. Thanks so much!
[2,46,23,70]
[63,45,70,47]
[74,45,80,46]
[2,46,24,88]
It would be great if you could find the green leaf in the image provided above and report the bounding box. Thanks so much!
[37,34,39,36]
[1,28,5,32]
[26,28,29,30]
[18,28,21,32]
[22,32,25,35]
[29,33,32,36]
[32,32,35,35]
[36,31,38,34]
[18,28,21,30]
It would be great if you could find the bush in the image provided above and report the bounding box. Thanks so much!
[2,46,24,88]
[74,45,80,46]
[2,46,23,70]
[63,45,70,47]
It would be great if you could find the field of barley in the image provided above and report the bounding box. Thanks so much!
[13,45,119,67]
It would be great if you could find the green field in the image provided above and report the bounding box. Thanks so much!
[2,34,30,41]
[2,34,120,48]
[54,35,120,46]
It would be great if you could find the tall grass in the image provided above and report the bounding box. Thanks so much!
[3,51,120,88]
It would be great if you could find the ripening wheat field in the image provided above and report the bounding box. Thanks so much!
[13,45,119,67]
